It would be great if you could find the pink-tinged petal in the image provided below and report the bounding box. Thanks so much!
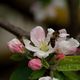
[55,38,79,55]
[28,58,42,70]
[30,26,45,47]
[23,39,39,52]
[8,38,25,53]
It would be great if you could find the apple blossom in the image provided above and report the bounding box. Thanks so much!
[39,76,58,80]
[23,26,55,58]
[54,29,80,55]
[8,38,25,53]
[28,58,42,70]
[53,77,59,80]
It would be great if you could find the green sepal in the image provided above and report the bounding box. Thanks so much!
[41,58,50,69]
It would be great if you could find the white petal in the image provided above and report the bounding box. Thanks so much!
[57,37,67,41]
[23,39,39,52]
[39,76,52,80]
[68,38,80,48]
[53,77,58,80]
[47,44,55,54]
[45,28,55,43]
[30,26,45,47]
[56,40,72,54]
[59,29,69,38]
[48,28,55,35]
[55,38,79,55]
[23,38,31,44]
[34,50,49,58]
[34,45,54,58]
[59,33,69,37]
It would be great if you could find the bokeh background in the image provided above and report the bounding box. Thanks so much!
[0,0,80,80]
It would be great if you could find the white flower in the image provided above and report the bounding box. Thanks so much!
[53,77,59,80]
[30,0,57,22]
[55,29,80,55]
[39,76,51,80]
[39,76,58,80]
[23,26,54,58]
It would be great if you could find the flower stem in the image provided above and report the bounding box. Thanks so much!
[50,60,60,78]
[50,66,54,78]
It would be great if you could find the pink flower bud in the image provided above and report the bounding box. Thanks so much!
[28,58,42,70]
[8,38,25,53]
[56,53,65,60]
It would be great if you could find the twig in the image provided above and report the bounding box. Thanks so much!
[0,20,29,38]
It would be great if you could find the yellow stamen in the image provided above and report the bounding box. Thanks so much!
[39,41,49,52]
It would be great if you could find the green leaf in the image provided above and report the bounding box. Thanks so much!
[62,71,80,80]
[54,71,80,80]
[30,68,46,80]
[10,65,32,80]
[10,54,23,61]
[54,71,66,80]
[57,56,80,71]
[41,58,49,69]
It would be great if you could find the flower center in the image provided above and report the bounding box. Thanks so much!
[39,41,49,52]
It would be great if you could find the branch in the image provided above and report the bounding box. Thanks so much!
[0,20,29,38]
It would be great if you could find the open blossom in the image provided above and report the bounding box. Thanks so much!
[28,58,42,70]
[8,38,25,53]
[39,76,58,80]
[23,26,55,58]
[55,29,80,55]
